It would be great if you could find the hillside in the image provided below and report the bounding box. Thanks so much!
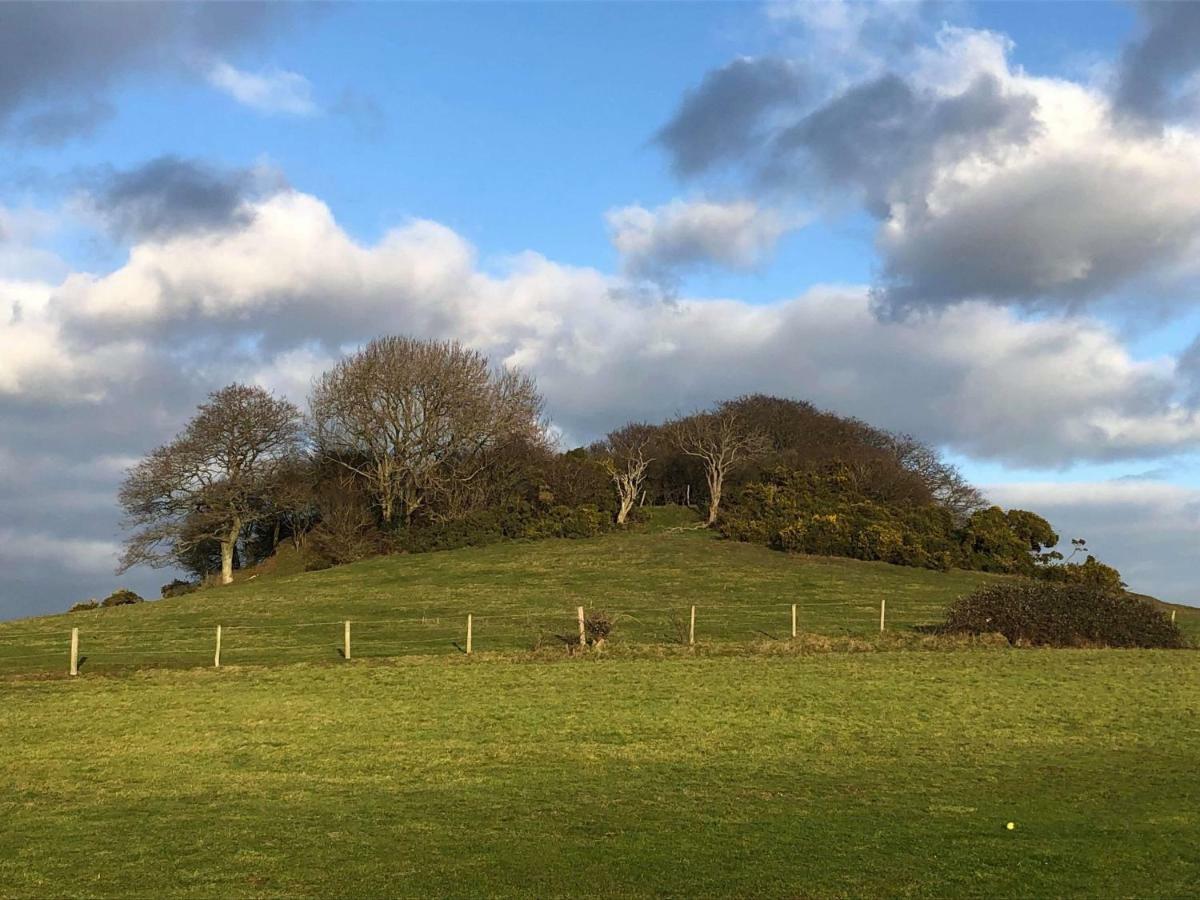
[3,507,1196,677]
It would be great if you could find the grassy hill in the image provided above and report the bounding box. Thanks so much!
[2,506,1197,677]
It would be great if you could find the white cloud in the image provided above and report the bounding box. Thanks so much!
[206,60,318,117]
[607,199,799,282]
[8,188,1196,466]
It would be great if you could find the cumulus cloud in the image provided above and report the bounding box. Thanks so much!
[657,25,1200,315]
[206,60,318,116]
[607,199,798,282]
[12,187,1200,465]
[987,480,1200,605]
[0,2,294,142]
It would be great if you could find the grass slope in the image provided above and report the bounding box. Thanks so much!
[2,651,1198,898]
[3,508,1196,676]
[0,509,1011,676]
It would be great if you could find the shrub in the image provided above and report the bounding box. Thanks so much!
[160,579,198,599]
[69,599,99,612]
[101,589,144,608]
[583,609,615,646]
[943,581,1185,649]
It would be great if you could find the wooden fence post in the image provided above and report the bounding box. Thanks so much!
[214,625,222,668]
[69,628,79,677]
[344,620,352,660]
[466,614,473,655]
[791,603,797,639]
[577,606,586,648]
[689,605,696,647]
[1171,609,1177,624]
[880,598,887,633]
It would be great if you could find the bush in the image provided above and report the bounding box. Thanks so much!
[160,579,198,599]
[101,589,144,608]
[69,599,99,612]
[583,610,615,646]
[943,581,1185,649]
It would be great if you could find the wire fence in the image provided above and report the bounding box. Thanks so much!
[0,598,916,677]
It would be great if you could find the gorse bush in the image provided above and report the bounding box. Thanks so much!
[943,581,1185,649]
[718,463,1124,582]
[101,589,144,608]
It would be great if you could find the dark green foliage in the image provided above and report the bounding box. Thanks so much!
[160,579,198,599]
[69,599,99,612]
[719,465,961,571]
[1042,555,1126,590]
[943,581,1185,648]
[100,589,144,608]
[393,504,610,554]
[718,465,1123,582]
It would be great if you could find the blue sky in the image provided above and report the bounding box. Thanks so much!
[2,1,1200,615]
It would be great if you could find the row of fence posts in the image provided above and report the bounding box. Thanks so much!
[61,597,909,676]
[62,603,1185,675]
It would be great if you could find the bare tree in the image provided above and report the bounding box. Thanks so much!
[668,408,769,525]
[599,423,656,525]
[309,336,546,528]
[888,434,987,519]
[118,384,304,585]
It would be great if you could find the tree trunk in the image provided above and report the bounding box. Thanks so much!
[706,471,722,525]
[616,495,634,525]
[219,520,241,585]
[219,540,235,585]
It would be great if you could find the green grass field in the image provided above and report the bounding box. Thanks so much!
[2,508,1196,677]
[2,651,1197,898]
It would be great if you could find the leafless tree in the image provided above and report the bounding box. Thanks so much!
[118,384,304,585]
[888,434,987,519]
[598,423,656,525]
[668,408,769,525]
[309,336,546,528]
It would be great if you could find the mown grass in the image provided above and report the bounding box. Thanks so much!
[0,509,1012,676]
[1,650,1197,898]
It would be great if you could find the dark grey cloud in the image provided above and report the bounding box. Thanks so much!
[0,1,293,143]
[1113,1,1200,123]
[86,156,285,241]
[655,57,806,177]
[770,73,1038,216]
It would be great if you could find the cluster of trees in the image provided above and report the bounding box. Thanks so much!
[118,335,1121,591]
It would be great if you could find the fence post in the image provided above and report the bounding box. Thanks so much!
[1171,609,1177,624]
[69,628,79,677]
[214,625,222,668]
[689,605,696,647]
[880,598,887,633]
[577,606,586,648]
[466,614,473,655]
[791,603,797,639]
[344,620,352,660]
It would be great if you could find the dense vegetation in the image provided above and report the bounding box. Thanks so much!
[944,580,1185,648]
[3,652,1198,897]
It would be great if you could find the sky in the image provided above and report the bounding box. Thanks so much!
[2,0,1200,619]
